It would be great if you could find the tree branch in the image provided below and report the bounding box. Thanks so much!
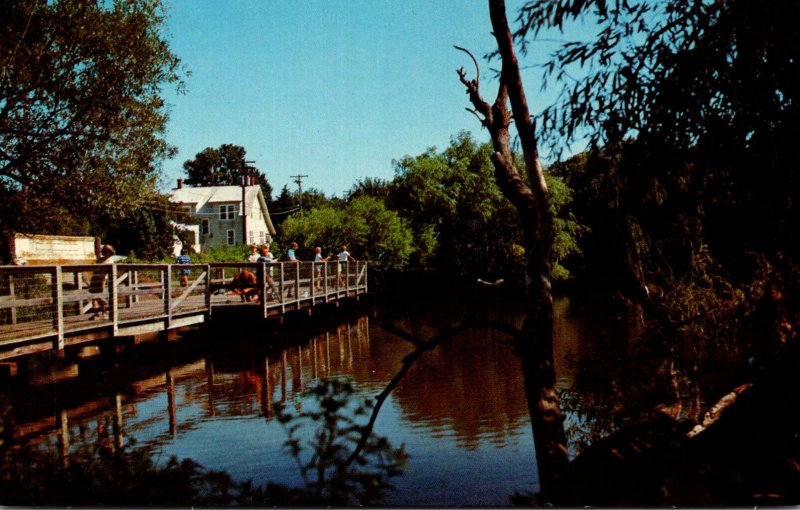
[341,318,520,469]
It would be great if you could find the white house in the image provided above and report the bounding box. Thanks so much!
[168,179,277,251]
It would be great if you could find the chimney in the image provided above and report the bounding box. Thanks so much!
[177,179,183,189]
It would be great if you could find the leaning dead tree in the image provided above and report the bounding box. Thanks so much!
[456,0,569,500]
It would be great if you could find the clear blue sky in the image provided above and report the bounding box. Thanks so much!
[160,0,574,198]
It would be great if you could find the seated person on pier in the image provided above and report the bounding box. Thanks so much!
[230,269,260,302]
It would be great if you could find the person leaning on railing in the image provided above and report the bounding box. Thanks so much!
[286,242,299,297]
[313,247,331,291]
[337,245,355,286]
[175,248,190,287]
[256,245,276,300]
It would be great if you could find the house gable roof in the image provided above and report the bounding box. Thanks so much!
[168,185,276,235]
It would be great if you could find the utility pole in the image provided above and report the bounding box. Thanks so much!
[240,174,248,245]
[290,174,308,212]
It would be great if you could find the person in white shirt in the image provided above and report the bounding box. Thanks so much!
[256,245,276,300]
[314,246,330,290]
[247,244,260,263]
[337,245,355,286]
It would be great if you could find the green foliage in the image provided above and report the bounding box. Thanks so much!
[546,172,588,281]
[389,133,522,276]
[182,144,273,201]
[347,177,392,202]
[281,196,414,272]
[268,185,333,235]
[92,198,177,260]
[517,0,799,261]
[0,0,182,239]
[272,379,407,506]
[182,244,255,264]
[388,131,585,280]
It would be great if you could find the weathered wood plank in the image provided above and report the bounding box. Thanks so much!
[0,261,367,358]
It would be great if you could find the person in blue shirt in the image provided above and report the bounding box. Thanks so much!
[285,242,299,297]
[286,241,299,262]
[176,248,191,287]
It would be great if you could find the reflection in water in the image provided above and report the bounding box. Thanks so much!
[0,296,739,505]
[2,310,543,505]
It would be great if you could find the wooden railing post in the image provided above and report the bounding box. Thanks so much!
[132,269,139,305]
[324,262,329,301]
[205,264,212,316]
[311,262,316,304]
[164,265,172,328]
[260,263,268,318]
[8,273,17,325]
[53,266,64,350]
[74,270,85,317]
[295,263,300,304]
[110,264,118,334]
[279,263,285,314]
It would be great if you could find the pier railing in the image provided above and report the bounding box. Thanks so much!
[0,261,367,354]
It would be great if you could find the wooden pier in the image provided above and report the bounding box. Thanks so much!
[0,261,367,360]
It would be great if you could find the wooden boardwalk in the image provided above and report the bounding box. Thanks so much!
[0,261,367,360]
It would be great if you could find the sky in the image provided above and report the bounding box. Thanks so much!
[159,0,575,198]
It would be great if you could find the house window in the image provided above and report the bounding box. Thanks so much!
[249,231,254,244]
[260,231,266,244]
[226,229,235,245]
[201,219,209,235]
[219,204,235,220]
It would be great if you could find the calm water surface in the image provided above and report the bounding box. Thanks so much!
[3,296,633,506]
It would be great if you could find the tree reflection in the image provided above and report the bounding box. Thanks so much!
[273,379,407,506]
[0,378,407,506]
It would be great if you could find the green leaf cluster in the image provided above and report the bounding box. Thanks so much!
[281,196,414,272]
[386,131,585,280]
[182,143,273,201]
[0,0,183,255]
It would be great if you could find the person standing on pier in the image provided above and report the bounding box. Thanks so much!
[247,244,260,263]
[286,242,299,297]
[257,245,276,300]
[89,244,115,320]
[314,246,330,291]
[176,248,191,287]
[337,245,355,286]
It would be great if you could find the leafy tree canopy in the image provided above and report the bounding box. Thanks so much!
[516,0,799,294]
[280,196,414,272]
[182,143,273,200]
[388,132,584,280]
[0,0,182,237]
[517,0,799,157]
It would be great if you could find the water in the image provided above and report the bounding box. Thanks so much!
[0,296,677,506]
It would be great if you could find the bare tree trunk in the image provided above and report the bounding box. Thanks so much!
[457,0,569,500]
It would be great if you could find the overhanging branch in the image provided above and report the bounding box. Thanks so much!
[341,318,520,469]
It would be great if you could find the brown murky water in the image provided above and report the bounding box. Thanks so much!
[3,295,705,505]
